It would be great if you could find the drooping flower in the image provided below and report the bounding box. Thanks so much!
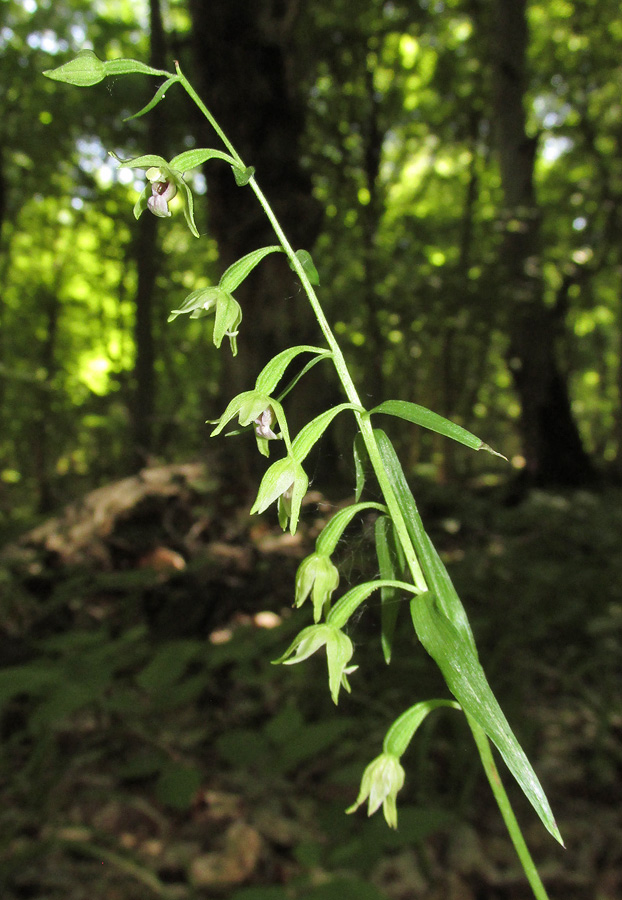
[251,455,308,534]
[109,152,201,237]
[254,407,278,441]
[273,623,357,704]
[295,553,340,622]
[346,753,406,829]
[146,166,178,217]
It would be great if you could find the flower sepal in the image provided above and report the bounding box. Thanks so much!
[273,623,357,704]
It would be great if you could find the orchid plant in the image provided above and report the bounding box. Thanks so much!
[44,50,562,899]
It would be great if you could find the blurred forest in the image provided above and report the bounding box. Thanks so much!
[1,1,622,899]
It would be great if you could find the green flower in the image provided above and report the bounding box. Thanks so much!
[273,623,357,704]
[251,455,308,534]
[295,553,340,622]
[168,286,241,354]
[346,753,405,829]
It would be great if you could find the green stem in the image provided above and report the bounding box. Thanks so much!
[468,717,551,900]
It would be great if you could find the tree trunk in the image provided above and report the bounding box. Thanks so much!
[130,0,168,466]
[492,0,595,486]
[187,1,332,488]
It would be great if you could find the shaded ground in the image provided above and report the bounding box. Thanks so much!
[1,464,621,899]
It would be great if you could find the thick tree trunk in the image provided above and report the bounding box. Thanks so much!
[187,1,332,486]
[493,0,595,486]
[131,0,168,466]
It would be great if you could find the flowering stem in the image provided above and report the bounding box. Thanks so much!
[249,179,427,590]
[175,64,427,592]
[174,64,549,899]
[469,717,551,900]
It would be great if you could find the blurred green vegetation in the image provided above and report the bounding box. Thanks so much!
[2,0,622,520]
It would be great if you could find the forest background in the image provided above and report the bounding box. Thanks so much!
[1,1,622,899]
[4,0,622,516]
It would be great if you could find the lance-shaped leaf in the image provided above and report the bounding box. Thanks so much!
[255,345,329,396]
[327,579,418,631]
[110,152,170,170]
[169,148,238,173]
[124,76,179,121]
[353,433,369,502]
[43,51,169,87]
[375,515,405,664]
[370,400,507,459]
[410,591,563,845]
[292,403,364,463]
[374,428,476,653]
[219,246,283,294]
[383,699,461,757]
[316,502,387,557]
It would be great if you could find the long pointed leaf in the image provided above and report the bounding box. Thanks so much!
[371,400,506,459]
[292,404,363,462]
[316,502,386,557]
[169,148,237,172]
[327,579,418,630]
[123,76,179,121]
[255,345,328,396]
[375,515,401,664]
[219,246,283,293]
[410,592,562,845]
[374,429,476,652]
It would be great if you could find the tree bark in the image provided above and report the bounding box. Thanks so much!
[130,0,168,466]
[492,0,595,486]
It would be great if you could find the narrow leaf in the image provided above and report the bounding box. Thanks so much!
[103,58,170,78]
[292,404,363,463]
[219,246,283,294]
[123,76,179,120]
[169,148,237,172]
[353,433,368,502]
[255,345,328,396]
[316,501,387,557]
[371,400,507,459]
[180,180,200,238]
[275,352,332,402]
[375,516,401,663]
[410,592,562,845]
[374,429,476,653]
[327,579,418,630]
[383,699,461,757]
[109,152,168,170]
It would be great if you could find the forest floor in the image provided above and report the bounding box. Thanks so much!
[0,461,621,900]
